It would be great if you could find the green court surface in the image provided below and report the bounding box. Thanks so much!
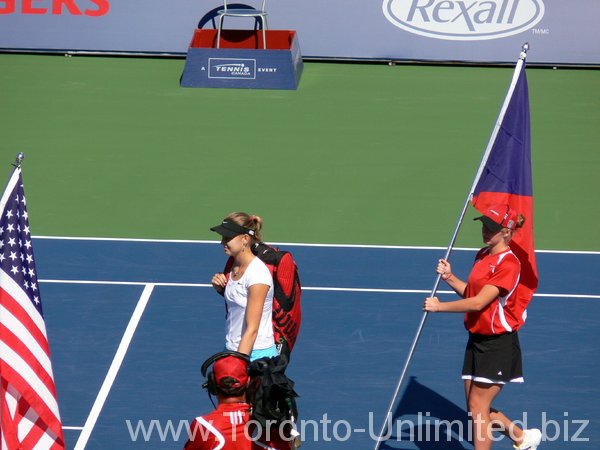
[0,54,598,250]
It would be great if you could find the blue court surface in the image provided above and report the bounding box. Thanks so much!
[34,237,600,449]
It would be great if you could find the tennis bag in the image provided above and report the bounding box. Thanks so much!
[247,354,300,446]
[223,242,302,360]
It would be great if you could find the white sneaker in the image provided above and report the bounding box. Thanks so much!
[515,428,542,449]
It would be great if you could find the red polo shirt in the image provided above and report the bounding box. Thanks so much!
[464,247,523,335]
[185,403,252,450]
[184,403,291,450]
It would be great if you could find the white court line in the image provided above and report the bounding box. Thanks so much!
[39,278,211,288]
[73,283,154,450]
[302,287,600,299]
[63,426,84,431]
[32,235,600,255]
[38,279,600,299]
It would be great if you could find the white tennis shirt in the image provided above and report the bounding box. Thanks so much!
[224,256,275,351]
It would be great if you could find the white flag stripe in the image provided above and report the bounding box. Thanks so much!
[0,270,48,338]
[0,341,60,420]
[17,407,38,442]
[32,432,57,450]
[5,383,20,418]
[0,305,53,375]
[0,168,20,213]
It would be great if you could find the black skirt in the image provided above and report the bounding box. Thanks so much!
[462,332,523,384]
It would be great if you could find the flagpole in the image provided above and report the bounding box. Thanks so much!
[1,153,25,212]
[14,152,24,168]
[373,43,530,450]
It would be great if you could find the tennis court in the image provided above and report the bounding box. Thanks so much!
[1,53,599,449]
[35,237,600,449]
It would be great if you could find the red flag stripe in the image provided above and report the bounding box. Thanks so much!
[0,303,49,361]
[0,373,62,444]
[0,305,53,374]
[0,345,61,425]
[16,398,38,442]
[1,326,57,396]
[1,381,20,450]
[18,406,61,450]
[0,275,50,349]
[0,368,61,439]
[3,386,63,450]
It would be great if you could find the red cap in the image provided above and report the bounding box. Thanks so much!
[474,204,518,232]
[213,355,249,388]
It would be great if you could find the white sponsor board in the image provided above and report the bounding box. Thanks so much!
[0,0,598,64]
[383,0,545,40]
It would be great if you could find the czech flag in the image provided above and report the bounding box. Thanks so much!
[472,57,538,323]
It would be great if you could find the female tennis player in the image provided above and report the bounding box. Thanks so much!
[424,204,541,450]
[210,212,278,361]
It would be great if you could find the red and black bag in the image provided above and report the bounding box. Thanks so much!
[223,242,301,359]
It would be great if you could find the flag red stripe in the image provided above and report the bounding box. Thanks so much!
[19,407,63,450]
[0,362,61,425]
[0,325,57,397]
[0,307,52,376]
[1,380,20,450]
[0,289,51,356]
[0,365,62,441]
[17,399,65,450]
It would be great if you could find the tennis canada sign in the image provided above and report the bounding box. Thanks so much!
[383,0,545,40]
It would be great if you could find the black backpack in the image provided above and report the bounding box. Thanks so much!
[247,355,299,441]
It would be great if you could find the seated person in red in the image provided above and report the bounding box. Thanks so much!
[184,351,292,450]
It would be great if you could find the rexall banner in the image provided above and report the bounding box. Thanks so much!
[0,0,598,64]
[383,0,545,40]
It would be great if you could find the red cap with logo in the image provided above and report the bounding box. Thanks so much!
[474,204,519,232]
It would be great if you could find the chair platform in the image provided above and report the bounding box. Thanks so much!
[180,29,303,90]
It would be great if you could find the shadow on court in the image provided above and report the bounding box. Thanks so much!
[381,377,470,449]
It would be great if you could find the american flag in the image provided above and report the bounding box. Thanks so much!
[0,165,64,449]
